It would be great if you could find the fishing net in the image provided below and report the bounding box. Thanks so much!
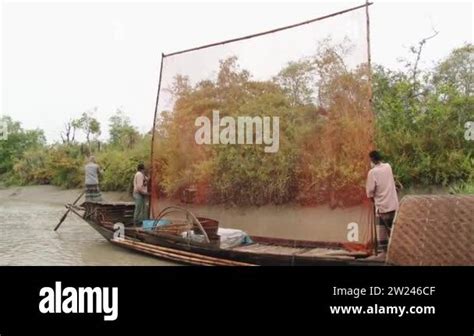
[150,3,375,250]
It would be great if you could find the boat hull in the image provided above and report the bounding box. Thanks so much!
[69,202,385,266]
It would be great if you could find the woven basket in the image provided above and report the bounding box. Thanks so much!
[193,217,219,236]
[387,195,474,266]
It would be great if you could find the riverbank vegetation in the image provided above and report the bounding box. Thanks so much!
[0,43,472,201]
[1,111,150,191]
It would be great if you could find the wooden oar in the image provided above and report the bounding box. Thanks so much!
[54,191,85,231]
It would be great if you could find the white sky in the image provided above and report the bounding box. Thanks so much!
[1,0,473,142]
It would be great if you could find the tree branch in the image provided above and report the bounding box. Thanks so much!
[411,29,439,97]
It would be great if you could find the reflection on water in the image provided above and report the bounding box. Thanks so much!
[0,199,177,266]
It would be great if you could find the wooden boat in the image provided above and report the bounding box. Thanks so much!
[66,201,385,266]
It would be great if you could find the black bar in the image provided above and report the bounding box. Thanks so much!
[0,267,472,335]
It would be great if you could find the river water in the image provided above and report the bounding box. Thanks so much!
[0,186,177,266]
[1,185,376,266]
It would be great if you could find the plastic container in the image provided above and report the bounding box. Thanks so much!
[142,219,171,231]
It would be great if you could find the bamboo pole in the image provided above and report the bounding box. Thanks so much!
[127,240,254,266]
[125,243,218,266]
[54,191,85,231]
[149,53,165,219]
[164,2,373,57]
[116,240,244,266]
[365,0,378,255]
[131,240,253,266]
[112,238,256,266]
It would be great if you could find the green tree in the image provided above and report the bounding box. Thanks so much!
[274,60,314,106]
[433,43,473,96]
[372,53,473,188]
[0,116,45,177]
[60,118,80,144]
[97,134,151,191]
[108,109,140,149]
[75,108,101,151]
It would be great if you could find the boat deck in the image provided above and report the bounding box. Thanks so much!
[231,243,308,255]
[230,243,367,260]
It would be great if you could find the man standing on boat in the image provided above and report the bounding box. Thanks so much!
[133,163,149,225]
[84,156,103,202]
[366,150,399,251]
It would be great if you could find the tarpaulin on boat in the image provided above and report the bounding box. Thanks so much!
[150,3,375,250]
[182,228,254,249]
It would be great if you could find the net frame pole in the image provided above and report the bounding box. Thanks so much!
[149,53,165,219]
[163,2,373,57]
[365,0,377,255]
[365,0,373,95]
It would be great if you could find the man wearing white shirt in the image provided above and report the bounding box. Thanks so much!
[366,150,399,250]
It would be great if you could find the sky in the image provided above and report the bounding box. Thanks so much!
[1,0,473,143]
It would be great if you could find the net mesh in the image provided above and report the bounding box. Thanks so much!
[150,4,374,249]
